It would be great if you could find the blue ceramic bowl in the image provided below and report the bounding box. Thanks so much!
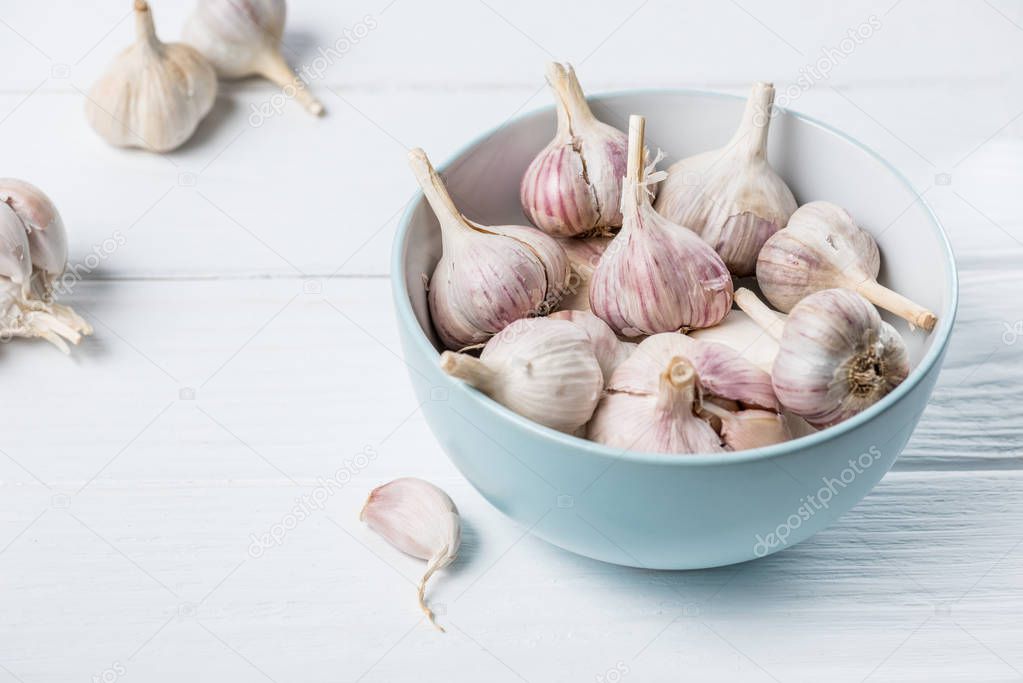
[391,90,957,569]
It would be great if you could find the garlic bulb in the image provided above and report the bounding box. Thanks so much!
[184,0,324,116]
[554,234,610,312]
[757,201,937,332]
[687,309,779,375]
[654,82,797,276]
[549,309,634,382]
[86,1,217,153]
[699,402,791,451]
[440,318,603,433]
[735,287,910,428]
[360,478,460,631]
[590,115,733,336]
[410,148,570,350]
[520,63,628,237]
[588,356,725,454]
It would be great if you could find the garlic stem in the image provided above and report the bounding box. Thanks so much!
[408,149,474,243]
[546,63,594,131]
[734,288,785,342]
[255,51,325,117]
[626,114,645,202]
[729,81,774,160]
[657,356,698,414]
[134,0,158,46]
[440,351,497,394]
[852,278,937,332]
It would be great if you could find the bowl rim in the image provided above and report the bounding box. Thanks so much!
[391,87,959,466]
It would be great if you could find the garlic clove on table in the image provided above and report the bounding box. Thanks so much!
[520,63,629,237]
[440,318,604,434]
[589,115,733,336]
[654,82,797,276]
[184,0,324,116]
[757,201,938,331]
[360,478,461,631]
[410,148,569,350]
[86,0,218,153]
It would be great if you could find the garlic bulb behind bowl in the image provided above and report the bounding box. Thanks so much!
[654,82,797,276]
[184,0,325,116]
[440,318,604,434]
[520,63,628,237]
[86,0,217,153]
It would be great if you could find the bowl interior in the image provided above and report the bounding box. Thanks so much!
[400,90,955,386]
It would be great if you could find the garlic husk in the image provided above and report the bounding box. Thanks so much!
[699,402,791,451]
[757,201,937,332]
[520,63,628,237]
[610,333,780,412]
[549,309,633,382]
[735,287,910,428]
[410,148,570,350]
[554,234,610,312]
[184,0,324,116]
[590,115,733,336]
[360,478,460,631]
[687,309,778,375]
[654,82,797,276]
[588,356,725,454]
[86,0,218,153]
[440,318,603,433]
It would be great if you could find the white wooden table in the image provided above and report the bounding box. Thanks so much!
[1,1,1021,681]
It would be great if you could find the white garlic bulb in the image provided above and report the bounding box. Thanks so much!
[184,0,324,116]
[735,287,910,428]
[520,63,628,237]
[86,0,218,153]
[410,148,570,350]
[554,234,610,312]
[757,201,937,331]
[654,82,797,276]
[687,309,779,374]
[440,318,603,434]
[0,181,92,353]
[549,309,634,382]
[590,115,733,337]
[360,478,460,631]
[588,356,725,454]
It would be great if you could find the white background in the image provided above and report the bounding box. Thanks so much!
[1,1,1022,681]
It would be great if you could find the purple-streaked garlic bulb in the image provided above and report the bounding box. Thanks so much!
[520,63,628,237]
[409,149,570,350]
[654,82,797,276]
[687,309,779,374]
[549,309,634,382]
[757,201,937,332]
[554,234,610,312]
[0,180,92,353]
[440,318,603,433]
[589,115,733,337]
[735,287,910,428]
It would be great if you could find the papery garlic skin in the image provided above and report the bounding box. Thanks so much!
[360,478,460,631]
[549,309,632,382]
[687,310,779,375]
[655,82,797,276]
[588,356,724,454]
[441,318,603,434]
[520,63,628,237]
[184,0,324,115]
[757,201,937,331]
[86,1,217,153]
[590,116,733,337]
[409,148,569,350]
[554,235,610,312]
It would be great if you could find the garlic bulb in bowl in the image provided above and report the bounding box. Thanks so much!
[554,234,610,312]
[654,82,797,276]
[549,309,634,382]
[521,63,628,237]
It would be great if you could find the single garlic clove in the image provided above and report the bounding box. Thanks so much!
[590,115,733,336]
[441,318,604,434]
[410,148,569,350]
[360,478,460,631]
[687,309,779,375]
[757,200,937,332]
[609,332,779,412]
[183,0,324,116]
[735,287,910,428]
[549,309,632,382]
[588,356,725,454]
[700,402,792,451]
[554,234,611,312]
[520,63,628,237]
[86,1,218,153]
[0,179,67,285]
[654,82,797,276]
